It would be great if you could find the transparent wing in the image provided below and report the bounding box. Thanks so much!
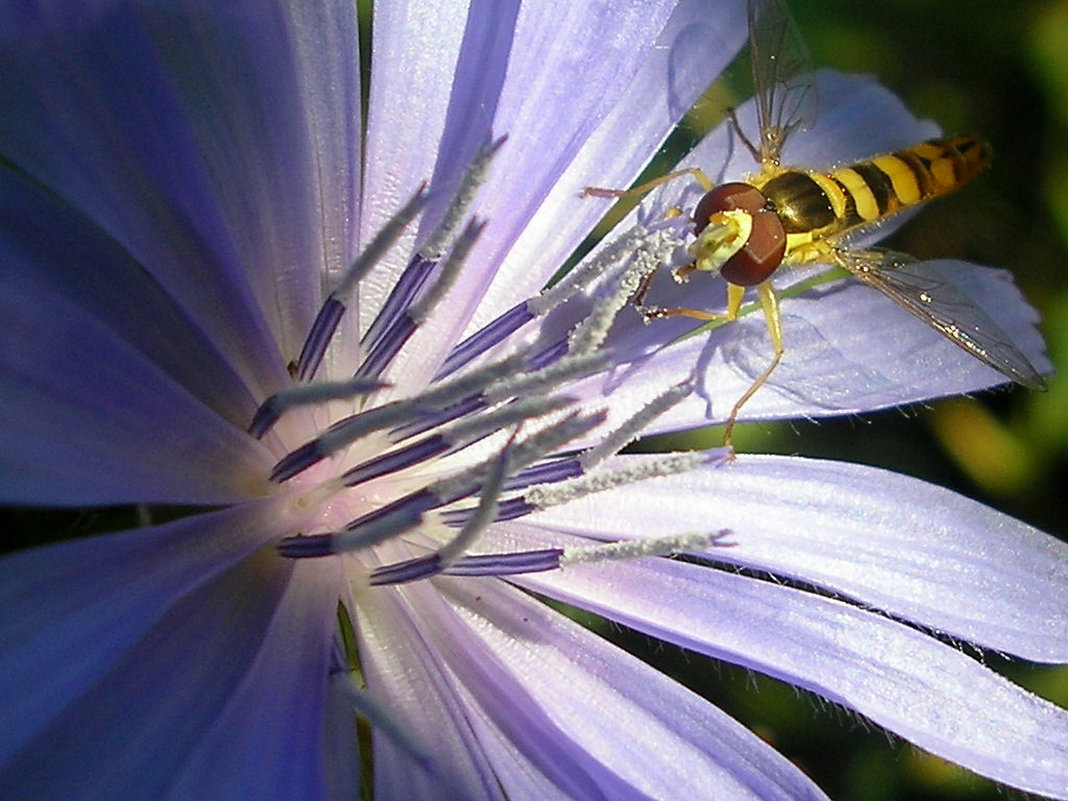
[748,0,818,166]
[836,249,1046,390]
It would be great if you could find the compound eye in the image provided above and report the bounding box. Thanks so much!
[692,182,786,287]
[720,209,786,286]
[693,182,767,235]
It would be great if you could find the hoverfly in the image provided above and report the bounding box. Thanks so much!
[586,0,1045,445]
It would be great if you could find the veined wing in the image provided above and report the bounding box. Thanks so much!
[836,249,1046,390]
[747,0,817,166]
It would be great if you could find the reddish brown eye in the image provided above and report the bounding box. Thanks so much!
[692,182,767,233]
[692,182,787,287]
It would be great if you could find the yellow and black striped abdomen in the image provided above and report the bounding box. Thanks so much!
[757,135,991,242]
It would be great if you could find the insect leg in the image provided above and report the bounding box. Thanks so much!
[722,280,782,447]
[583,166,715,198]
[726,107,762,163]
[636,280,743,324]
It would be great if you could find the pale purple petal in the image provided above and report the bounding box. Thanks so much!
[161,561,342,801]
[0,501,342,800]
[512,545,1068,798]
[0,281,271,505]
[435,576,830,800]
[0,1,362,390]
[527,454,1068,662]
[456,0,747,330]
[579,260,1050,435]
[0,168,258,428]
[355,0,475,320]
[356,563,828,800]
[352,573,516,800]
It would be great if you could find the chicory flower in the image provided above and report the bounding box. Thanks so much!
[1,1,1065,799]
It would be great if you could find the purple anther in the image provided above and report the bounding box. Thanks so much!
[277,532,337,558]
[269,440,326,483]
[340,435,448,488]
[343,488,438,531]
[442,548,563,576]
[248,396,283,439]
[355,315,417,382]
[525,337,568,372]
[388,395,485,443]
[295,296,346,382]
[368,554,443,586]
[435,302,535,380]
[502,458,583,492]
[360,255,436,357]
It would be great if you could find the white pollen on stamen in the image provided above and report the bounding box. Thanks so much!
[417,354,527,409]
[439,395,575,448]
[568,229,676,355]
[335,186,428,304]
[524,451,705,509]
[559,530,730,566]
[434,446,509,568]
[314,354,526,458]
[263,378,387,414]
[429,412,602,503]
[579,378,693,470]
[483,352,607,404]
[410,218,486,325]
[528,225,649,316]
[419,135,506,262]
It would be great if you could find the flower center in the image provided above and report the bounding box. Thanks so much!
[249,137,732,584]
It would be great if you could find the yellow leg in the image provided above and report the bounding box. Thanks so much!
[631,280,783,448]
[583,166,714,198]
[721,281,783,448]
[640,281,744,323]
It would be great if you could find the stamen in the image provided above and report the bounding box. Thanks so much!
[371,548,563,585]
[434,303,536,380]
[365,441,511,585]
[386,354,525,442]
[525,451,718,511]
[559,530,734,566]
[419,135,507,262]
[443,449,723,529]
[525,338,570,372]
[248,378,389,438]
[436,225,651,379]
[482,352,608,404]
[357,256,437,361]
[295,185,428,381]
[279,412,605,558]
[279,494,429,557]
[359,137,506,364]
[502,458,583,492]
[529,225,651,316]
[330,671,434,773]
[427,410,605,507]
[440,549,563,575]
[568,229,676,356]
[271,353,525,483]
[356,218,486,381]
[434,439,509,565]
[339,395,575,488]
[578,377,694,470]
[437,494,529,528]
[370,530,734,585]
